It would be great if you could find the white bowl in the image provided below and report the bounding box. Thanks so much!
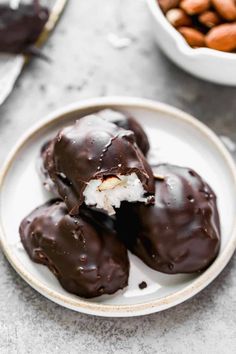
[146,0,236,86]
[1,97,236,317]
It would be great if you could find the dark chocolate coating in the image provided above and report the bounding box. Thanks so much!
[0,3,49,54]
[20,200,129,298]
[44,114,155,215]
[98,110,150,155]
[39,141,58,195]
[116,164,221,274]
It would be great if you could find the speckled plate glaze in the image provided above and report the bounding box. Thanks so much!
[1,97,236,317]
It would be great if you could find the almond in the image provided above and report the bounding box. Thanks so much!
[198,11,221,28]
[178,26,206,47]
[180,0,210,15]
[211,0,236,21]
[158,0,180,13]
[166,8,192,27]
[154,174,165,180]
[206,23,236,51]
[98,176,121,191]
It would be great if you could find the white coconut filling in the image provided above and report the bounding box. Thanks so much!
[83,173,147,215]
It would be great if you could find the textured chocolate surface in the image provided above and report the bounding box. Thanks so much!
[20,200,129,298]
[0,3,49,54]
[116,164,221,274]
[39,141,58,194]
[40,110,150,194]
[44,114,155,215]
[98,109,150,155]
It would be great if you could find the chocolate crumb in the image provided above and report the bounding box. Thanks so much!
[139,281,147,290]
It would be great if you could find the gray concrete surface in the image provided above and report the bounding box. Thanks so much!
[0,0,236,353]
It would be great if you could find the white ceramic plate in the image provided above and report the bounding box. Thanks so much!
[1,97,236,317]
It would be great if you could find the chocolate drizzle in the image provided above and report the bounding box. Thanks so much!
[116,164,221,274]
[20,200,129,298]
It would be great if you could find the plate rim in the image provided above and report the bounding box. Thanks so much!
[1,96,236,317]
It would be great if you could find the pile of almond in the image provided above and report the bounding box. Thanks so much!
[158,0,236,52]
